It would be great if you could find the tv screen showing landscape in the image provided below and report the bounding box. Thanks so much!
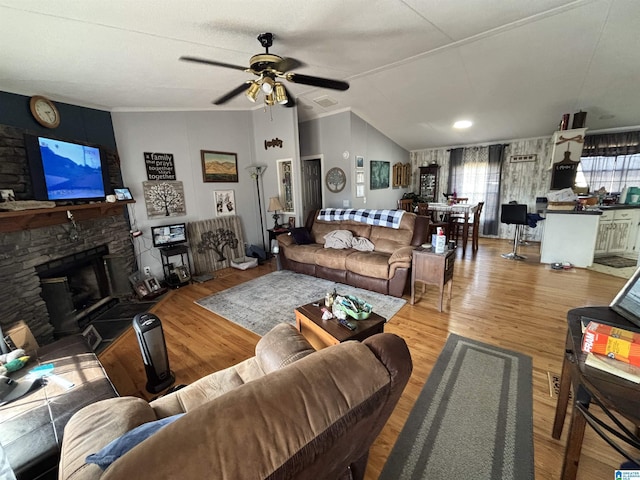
[36,136,107,200]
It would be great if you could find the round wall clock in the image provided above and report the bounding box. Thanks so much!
[326,167,346,193]
[29,95,60,128]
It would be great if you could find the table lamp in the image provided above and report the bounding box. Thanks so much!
[268,196,285,229]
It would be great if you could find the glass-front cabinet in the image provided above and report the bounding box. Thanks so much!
[277,159,295,213]
[419,164,439,202]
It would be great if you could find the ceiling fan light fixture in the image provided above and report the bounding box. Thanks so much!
[246,82,261,102]
[261,76,275,94]
[274,83,288,104]
[265,93,275,106]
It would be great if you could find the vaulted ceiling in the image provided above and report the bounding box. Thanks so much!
[0,0,638,150]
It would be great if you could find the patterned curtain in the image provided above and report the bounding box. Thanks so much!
[582,131,640,157]
[447,144,504,236]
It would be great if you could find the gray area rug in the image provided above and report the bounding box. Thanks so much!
[380,334,534,480]
[194,270,406,336]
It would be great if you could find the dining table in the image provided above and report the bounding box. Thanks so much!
[425,202,478,256]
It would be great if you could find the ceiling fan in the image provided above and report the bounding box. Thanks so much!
[180,32,349,108]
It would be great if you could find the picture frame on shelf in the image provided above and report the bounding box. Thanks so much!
[288,216,296,229]
[81,325,102,351]
[145,276,162,292]
[201,150,238,183]
[134,281,150,299]
[174,265,190,282]
[0,189,15,202]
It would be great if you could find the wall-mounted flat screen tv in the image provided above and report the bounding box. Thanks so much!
[24,134,110,202]
[151,223,187,248]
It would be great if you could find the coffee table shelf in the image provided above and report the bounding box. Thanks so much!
[294,300,386,350]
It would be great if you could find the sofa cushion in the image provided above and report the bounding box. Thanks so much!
[315,248,355,271]
[370,214,416,254]
[289,227,313,245]
[283,243,323,264]
[311,220,371,245]
[345,251,391,279]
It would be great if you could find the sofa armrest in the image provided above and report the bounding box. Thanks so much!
[278,233,295,247]
[255,323,316,373]
[388,245,414,265]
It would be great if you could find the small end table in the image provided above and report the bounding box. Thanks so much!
[411,247,455,311]
[294,300,386,350]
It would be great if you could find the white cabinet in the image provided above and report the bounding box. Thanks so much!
[595,209,640,258]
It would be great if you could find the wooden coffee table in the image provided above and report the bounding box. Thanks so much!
[294,300,386,350]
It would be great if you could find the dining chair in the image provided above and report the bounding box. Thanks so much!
[452,201,484,253]
[416,203,429,216]
[397,198,413,212]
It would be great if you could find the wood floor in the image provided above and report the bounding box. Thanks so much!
[98,238,630,479]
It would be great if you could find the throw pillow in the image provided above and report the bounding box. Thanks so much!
[289,227,313,245]
[86,414,184,470]
[324,230,354,249]
[352,237,374,252]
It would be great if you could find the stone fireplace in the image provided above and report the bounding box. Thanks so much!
[0,214,135,345]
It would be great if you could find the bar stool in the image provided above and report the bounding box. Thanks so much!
[500,203,528,260]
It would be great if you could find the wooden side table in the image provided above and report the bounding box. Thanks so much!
[411,247,455,311]
[294,300,386,350]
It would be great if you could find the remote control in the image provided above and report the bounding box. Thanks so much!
[338,318,357,331]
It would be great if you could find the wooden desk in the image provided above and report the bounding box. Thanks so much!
[427,203,478,255]
[294,300,386,350]
[410,247,455,311]
[552,306,640,479]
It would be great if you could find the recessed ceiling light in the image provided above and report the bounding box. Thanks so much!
[453,120,473,129]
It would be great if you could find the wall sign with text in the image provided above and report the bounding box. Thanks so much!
[144,152,176,181]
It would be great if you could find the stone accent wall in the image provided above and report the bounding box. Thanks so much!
[0,216,135,345]
[0,123,132,346]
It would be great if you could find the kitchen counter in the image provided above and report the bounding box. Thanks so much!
[540,211,601,267]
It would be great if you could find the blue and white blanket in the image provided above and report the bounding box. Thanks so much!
[317,208,405,229]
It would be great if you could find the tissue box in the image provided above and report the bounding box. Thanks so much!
[230,256,258,270]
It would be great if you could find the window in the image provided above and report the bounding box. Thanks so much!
[577,154,640,193]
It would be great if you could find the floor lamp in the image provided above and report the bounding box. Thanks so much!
[246,164,268,255]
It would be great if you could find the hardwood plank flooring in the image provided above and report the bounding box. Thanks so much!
[98,239,630,479]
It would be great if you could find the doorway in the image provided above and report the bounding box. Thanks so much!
[301,156,323,221]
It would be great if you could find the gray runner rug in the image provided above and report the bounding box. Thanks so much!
[194,270,406,336]
[380,334,534,480]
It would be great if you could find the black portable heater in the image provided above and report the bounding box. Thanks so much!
[133,313,175,394]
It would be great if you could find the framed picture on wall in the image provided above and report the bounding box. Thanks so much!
[201,150,238,183]
[356,184,365,198]
[356,171,365,184]
[214,190,236,216]
[370,160,390,190]
[356,156,364,170]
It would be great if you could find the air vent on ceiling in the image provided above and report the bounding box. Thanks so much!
[313,95,338,108]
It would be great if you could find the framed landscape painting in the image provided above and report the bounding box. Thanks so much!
[201,150,238,183]
[370,161,390,190]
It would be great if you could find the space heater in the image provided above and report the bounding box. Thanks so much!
[132,313,175,394]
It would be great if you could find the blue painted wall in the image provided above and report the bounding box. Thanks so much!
[0,91,116,149]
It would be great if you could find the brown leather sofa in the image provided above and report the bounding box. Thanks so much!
[278,210,429,297]
[58,323,412,480]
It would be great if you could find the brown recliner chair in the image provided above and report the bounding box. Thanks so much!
[58,324,412,480]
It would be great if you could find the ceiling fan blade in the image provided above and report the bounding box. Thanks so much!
[273,57,305,73]
[286,73,349,91]
[212,83,251,105]
[180,56,247,72]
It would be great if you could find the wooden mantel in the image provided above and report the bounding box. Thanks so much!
[0,200,135,233]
